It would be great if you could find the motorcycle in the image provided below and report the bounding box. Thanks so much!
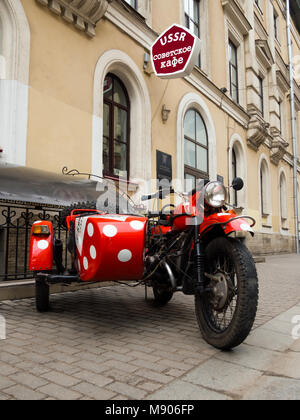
[29,177,258,350]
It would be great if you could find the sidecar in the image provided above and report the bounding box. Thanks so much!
[29,210,148,311]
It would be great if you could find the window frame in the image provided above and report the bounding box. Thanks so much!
[184,108,209,184]
[274,9,279,42]
[103,73,131,180]
[184,0,201,68]
[232,147,238,207]
[258,75,264,117]
[229,39,239,104]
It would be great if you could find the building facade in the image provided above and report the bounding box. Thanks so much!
[1,0,300,255]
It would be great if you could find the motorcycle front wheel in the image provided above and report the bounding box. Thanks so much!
[195,236,258,350]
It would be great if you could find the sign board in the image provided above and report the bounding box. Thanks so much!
[156,150,172,186]
[151,24,201,79]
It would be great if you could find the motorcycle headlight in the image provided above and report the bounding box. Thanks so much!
[204,182,227,208]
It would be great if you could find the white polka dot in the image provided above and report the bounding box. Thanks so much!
[37,240,49,250]
[130,221,144,231]
[83,257,89,270]
[103,225,118,238]
[77,260,81,271]
[90,245,97,260]
[118,249,132,263]
[87,223,94,237]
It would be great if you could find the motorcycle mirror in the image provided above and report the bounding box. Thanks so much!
[232,177,244,191]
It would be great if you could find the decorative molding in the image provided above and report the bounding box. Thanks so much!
[36,0,112,37]
[270,130,289,166]
[255,39,274,70]
[221,0,252,35]
[247,111,271,151]
[276,69,290,93]
[105,0,157,49]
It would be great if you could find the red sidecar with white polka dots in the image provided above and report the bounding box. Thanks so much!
[29,210,148,283]
[69,212,148,282]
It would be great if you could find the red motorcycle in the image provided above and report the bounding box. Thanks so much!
[29,177,258,350]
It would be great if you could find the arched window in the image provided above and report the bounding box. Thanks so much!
[228,136,247,210]
[279,172,288,230]
[184,109,208,189]
[0,0,30,165]
[260,159,271,223]
[103,74,130,179]
[232,147,238,207]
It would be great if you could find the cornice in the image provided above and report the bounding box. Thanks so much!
[221,0,252,35]
[36,0,112,37]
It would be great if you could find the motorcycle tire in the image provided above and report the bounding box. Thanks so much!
[195,236,258,350]
[153,286,174,306]
[36,278,50,313]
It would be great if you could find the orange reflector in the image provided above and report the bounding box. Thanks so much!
[32,225,50,236]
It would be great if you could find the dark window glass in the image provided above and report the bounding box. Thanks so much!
[103,74,130,179]
[274,11,279,40]
[184,109,208,188]
[229,40,239,104]
[232,148,238,207]
[258,76,264,117]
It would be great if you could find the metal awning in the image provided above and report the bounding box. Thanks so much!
[0,163,131,210]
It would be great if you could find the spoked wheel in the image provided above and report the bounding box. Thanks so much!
[195,237,258,350]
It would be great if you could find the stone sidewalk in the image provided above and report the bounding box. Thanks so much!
[0,254,299,400]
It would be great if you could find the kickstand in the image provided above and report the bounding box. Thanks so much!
[144,283,148,301]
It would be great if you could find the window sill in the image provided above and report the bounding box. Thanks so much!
[262,223,272,229]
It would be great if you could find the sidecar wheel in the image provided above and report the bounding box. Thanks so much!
[153,286,173,306]
[195,237,258,350]
[36,278,50,313]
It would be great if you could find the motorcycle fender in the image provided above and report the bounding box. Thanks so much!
[29,221,54,271]
[223,218,254,236]
[200,213,254,237]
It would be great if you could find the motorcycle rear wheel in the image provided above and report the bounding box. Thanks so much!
[195,236,258,350]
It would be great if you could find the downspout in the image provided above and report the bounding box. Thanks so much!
[286,0,300,253]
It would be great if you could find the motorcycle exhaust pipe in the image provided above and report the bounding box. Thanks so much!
[161,261,176,290]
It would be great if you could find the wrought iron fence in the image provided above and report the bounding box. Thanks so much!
[0,202,69,282]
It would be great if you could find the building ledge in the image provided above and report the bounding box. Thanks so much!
[221,0,252,35]
[36,0,112,37]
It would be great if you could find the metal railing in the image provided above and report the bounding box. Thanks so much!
[0,202,69,282]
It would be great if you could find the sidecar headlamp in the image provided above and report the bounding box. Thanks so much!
[204,182,227,208]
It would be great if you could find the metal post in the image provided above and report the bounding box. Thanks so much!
[286,0,300,254]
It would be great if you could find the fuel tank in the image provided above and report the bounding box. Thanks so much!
[74,214,148,282]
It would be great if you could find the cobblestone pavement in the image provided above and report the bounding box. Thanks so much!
[0,254,299,400]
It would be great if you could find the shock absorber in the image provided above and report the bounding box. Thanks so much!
[194,220,205,294]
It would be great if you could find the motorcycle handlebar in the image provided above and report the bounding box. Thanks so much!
[141,194,156,202]
[141,188,175,202]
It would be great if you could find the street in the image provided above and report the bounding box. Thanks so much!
[0,254,299,400]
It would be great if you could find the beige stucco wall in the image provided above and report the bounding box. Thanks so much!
[16,0,300,254]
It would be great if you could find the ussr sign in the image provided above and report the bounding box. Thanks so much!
[151,24,201,79]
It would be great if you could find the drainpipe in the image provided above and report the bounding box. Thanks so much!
[286,0,300,254]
